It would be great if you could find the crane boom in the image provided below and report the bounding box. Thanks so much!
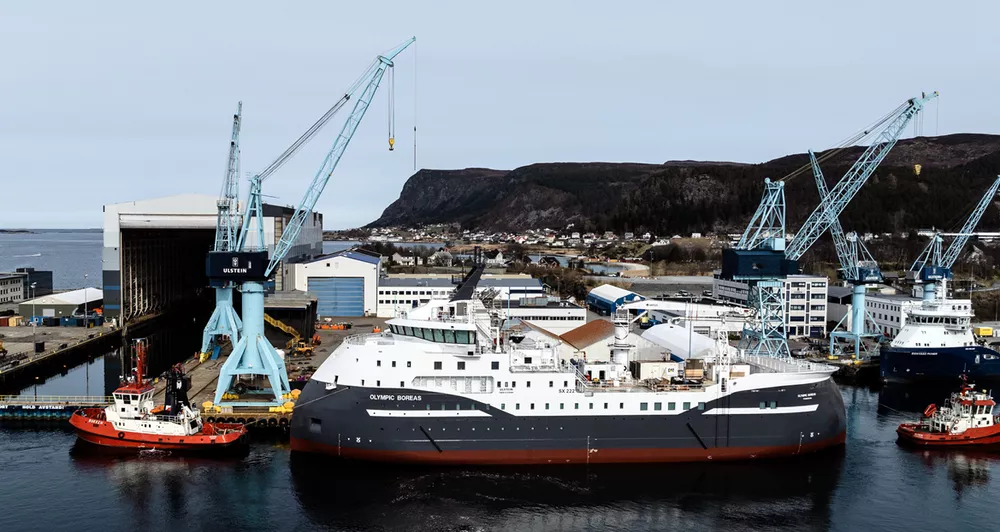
[941,175,1000,268]
[214,102,242,252]
[785,92,938,260]
[809,150,851,272]
[265,36,415,275]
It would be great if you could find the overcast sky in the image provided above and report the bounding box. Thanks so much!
[2,1,998,229]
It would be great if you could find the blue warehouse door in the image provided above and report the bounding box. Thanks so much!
[308,277,365,317]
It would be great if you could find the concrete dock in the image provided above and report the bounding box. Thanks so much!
[0,324,121,389]
[150,317,388,431]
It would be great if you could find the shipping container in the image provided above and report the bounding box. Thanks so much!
[0,317,8,327]
[974,326,993,337]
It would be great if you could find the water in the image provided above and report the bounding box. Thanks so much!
[0,230,102,289]
[2,384,999,532]
[4,233,1000,531]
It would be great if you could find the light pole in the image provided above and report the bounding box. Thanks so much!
[83,273,88,328]
[30,282,36,345]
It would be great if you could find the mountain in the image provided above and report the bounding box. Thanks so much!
[369,134,1000,235]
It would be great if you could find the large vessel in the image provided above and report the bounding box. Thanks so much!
[880,299,1000,383]
[290,270,846,465]
[70,340,248,452]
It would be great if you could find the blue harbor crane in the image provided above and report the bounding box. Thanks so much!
[208,37,415,405]
[910,175,1000,302]
[809,150,883,358]
[201,103,245,357]
[723,92,938,358]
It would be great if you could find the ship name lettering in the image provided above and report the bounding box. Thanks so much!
[369,394,422,401]
[797,392,816,399]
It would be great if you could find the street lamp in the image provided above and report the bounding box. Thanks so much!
[83,274,88,328]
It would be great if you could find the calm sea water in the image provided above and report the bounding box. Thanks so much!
[0,230,102,289]
[2,233,1000,531]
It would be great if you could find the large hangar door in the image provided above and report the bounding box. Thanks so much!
[308,277,364,317]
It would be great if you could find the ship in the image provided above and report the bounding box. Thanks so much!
[880,299,1000,383]
[70,339,248,452]
[290,268,847,465]
[897,377,1000,447]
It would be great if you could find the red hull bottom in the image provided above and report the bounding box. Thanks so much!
[897,423,1000,448]
[290,432,847,465]
[69,410,247,453]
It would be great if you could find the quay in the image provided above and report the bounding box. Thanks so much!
[0,325,122,389]
[151,317,388,431]
[0,395,110,420]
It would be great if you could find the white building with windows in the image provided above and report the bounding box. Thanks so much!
[864,294,974,339]
[713,274,829,338]
[0,274,24,304]
[376,274,546,318]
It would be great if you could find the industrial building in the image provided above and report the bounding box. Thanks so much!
[102,194,322,324]
[500,298,586,334]
[585,284,645,315]
[713,274,829,338]
[0,274,23,304]
[283,249,382,317]
[375,274,545,318]
[18,288,103,321]
[0,268,53,303]
[863,294,973,339]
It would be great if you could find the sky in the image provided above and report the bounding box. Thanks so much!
[1,1,999,230]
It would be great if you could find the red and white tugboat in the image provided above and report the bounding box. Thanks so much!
[70,339,248,452]
[897,377,1000,448]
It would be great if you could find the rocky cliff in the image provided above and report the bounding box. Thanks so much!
[369,134,1000,235]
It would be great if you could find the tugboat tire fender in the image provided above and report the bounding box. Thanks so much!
[117,432,125,440]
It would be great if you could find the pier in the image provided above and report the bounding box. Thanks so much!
[0,325,122,389]
[0,395,111,420]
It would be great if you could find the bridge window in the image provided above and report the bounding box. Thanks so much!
[432,329,445,342]
[455,330,470,344]
[444,330,456,343]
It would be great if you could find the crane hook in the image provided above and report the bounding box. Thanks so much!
[389,137,395,151]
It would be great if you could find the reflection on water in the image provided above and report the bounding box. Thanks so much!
[289,452,844,532]
[7,384,1000,532]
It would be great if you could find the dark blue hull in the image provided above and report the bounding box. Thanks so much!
[880,345,1000,383]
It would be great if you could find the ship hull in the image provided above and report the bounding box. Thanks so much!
[880,345,1000,383]
[897,422,1000,448]
[290,377,847,465]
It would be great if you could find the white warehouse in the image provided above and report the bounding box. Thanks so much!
[284,249,382,317]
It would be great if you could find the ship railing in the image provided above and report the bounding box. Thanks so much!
[0,395,112,405]
[345,333,371,346]
[733,354,832,374]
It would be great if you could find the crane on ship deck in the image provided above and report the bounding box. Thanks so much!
[205,37,416,406]
[723,92,938,358]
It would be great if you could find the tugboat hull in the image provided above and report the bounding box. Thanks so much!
[896,423,1000,448]
[70,408,248,453]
